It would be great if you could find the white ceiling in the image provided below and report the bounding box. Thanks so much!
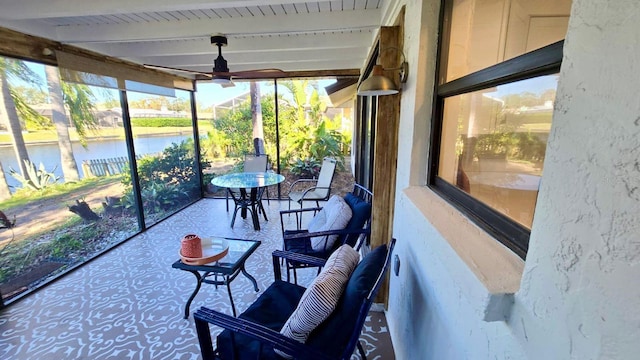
[0,0,391,78]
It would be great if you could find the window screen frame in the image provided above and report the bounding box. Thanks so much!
[427,0,565,259]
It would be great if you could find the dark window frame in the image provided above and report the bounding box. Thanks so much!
[428,0,564,259]
[355,44,379,190]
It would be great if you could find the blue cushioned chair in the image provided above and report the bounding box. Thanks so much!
[194,238,396,360]
[279,184,373,283]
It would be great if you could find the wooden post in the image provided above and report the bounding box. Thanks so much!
[370,23,404,304]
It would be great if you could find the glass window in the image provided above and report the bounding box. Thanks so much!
[442,0,571,82]
[126,87,199,227]
[0,59,139,303]
[196,78,355,201]
[431,0,572,257]
[438,75,556,228]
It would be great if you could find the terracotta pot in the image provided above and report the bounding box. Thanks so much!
[181,234,203,258]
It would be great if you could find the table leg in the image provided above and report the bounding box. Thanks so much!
[246,188,260,230]
[240,189,248,219]
[241,265,259,292]
[183,270,203,319]
[251,205,260,230]
[256,187,268,222]
[226,278,237,317]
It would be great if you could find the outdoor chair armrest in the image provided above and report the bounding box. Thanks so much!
[283,227,371,241]
[299,185,330,199]
[272,250,327,280]
[287,178,319,191]
[288,179,331,200]
[279,207,323,232]
[195,307,332,360]
[272,250,327,267]
[279,207,323,217]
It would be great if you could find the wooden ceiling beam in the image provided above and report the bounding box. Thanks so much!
[0,26,194,90]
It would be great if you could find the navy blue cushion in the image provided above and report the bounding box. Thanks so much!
[305,244,388,358]
[283,230,331,262]
[341,193,372,247]
[216,281,306,360]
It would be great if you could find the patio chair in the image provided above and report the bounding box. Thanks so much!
[279,184,373,283]
[244,154,271,206]
[226,154,270,212]
[194,238,396,360]
[287,157,337,211]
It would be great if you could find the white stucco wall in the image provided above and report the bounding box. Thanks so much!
[386,0,640,359]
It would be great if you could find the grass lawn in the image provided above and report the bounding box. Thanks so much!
[0,176,119,211]
[0,121,213,144]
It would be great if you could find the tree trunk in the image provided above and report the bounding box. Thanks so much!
[250,81,265,155]
[0,70,32,179]
[0,161,11,201]
[45,65,80,181]
[69,199,100,221]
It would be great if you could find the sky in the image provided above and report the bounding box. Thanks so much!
[490,74,559,98]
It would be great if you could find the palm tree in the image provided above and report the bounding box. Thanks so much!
[282,80,309,125]
[45,65,79,181]
[60,80,99,148]
[0,58,40,184]
[250,81,265,155]
[0,161,11,201]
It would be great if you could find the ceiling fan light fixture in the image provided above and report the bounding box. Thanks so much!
[212,75,232,85]
[211,34,230,73]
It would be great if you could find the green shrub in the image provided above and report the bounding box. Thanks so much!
[286,120,345,173]
[212,95,277,157]
[50,234,83,258]
[121,140,199,214]
[130,117,192,127]
[290,157,322,178]
[9,160,60,191]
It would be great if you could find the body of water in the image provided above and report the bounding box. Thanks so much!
[0,134,191,192]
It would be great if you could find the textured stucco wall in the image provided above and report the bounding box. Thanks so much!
[387,0,640,359]
[511,0,640,358]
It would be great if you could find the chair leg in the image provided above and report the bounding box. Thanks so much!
[195,316,216,360]
[357,341,367,360]
[258,201,268,221]
[225,189,230,212]
[230,206,241,228]
[286,262,291,282]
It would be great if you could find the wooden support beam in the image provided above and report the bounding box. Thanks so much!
[369,7,405,305]
[0,26,194,91]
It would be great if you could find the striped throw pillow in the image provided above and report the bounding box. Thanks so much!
[276,245,360,358]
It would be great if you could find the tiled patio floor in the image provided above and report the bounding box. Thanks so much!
[0,199,395,359]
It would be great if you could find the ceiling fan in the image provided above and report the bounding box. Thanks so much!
[144,34,286,86]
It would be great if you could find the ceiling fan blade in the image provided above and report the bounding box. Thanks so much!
[143,64,212,77]
[211,69,287,79]
[221,81,236,88]
[146,36,288,81]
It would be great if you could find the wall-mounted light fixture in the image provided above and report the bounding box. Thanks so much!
[357,47,408,96]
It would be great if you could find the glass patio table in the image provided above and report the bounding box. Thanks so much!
[211,171,285,230]
[172,237,261,318]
